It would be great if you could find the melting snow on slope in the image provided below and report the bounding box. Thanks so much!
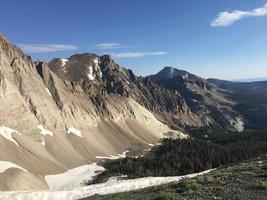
[45,87,52,97]
[182,74,188,80]
[0,169,215,200]
[87,66,95,80]
[87,58,102,80]
[38,125,53,136]
[0,161,27,173]
[94,58,102,78]
[67,127,83,138]
[61,58,68,66]
[0,126,21,146]
[41,139,46,146]
[232,117,245,132]
[96,151,129,160]
[93,58,98,65]
[45,163,105,190]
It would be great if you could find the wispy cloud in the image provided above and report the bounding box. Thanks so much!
[17,44,78,53]
[109,51,167,58]
[96,43,123,49]
[211,3,267,27]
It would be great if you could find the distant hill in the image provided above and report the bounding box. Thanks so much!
[232,77,267,82]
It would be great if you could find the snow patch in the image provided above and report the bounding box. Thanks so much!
[96,151,129,160]
[87,66,95,80]
[45,163,104,189]
[93,58,99,65]
[60,58,68,66]
[45,88,52,97]
[67,127,82,138]
[0,126,21,146]
[38,125,53,136]
[0,169,215,200]
[93,57,102,78]
[232,117,244,132]
[132,154,144,158]
[182,74,188,80]
[0,161,27,173]
[41,139,46,146]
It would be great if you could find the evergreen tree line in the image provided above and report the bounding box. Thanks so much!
[100,130,267,178]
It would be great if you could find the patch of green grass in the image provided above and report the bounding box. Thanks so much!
[213,171,233,178]
[259,181,267,189]
[239,162,261,171]
[205,175,216,183]
[196,176,205,183]
[180,179,203,191]
[157,192,178,200]
[239,171,255,177]
[196,175,216,184]
[212,186,224,191]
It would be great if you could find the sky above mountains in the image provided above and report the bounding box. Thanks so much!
[1,0,267,80]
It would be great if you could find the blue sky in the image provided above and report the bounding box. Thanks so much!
[1,0,267,79]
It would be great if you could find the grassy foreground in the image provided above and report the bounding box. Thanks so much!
[82,156,267,200]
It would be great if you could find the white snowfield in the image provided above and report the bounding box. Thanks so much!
[0,126,21,146]
[0,169,215,200]
[0,161,27,173]
[45,163,105,190]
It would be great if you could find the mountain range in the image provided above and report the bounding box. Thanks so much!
[0,33,267,191]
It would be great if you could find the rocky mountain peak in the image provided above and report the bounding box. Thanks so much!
[48,53,102,82]
[100,54,114,64]
[149,66,189,81]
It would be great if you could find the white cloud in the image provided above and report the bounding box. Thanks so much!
[96,43,123,49]
[109,51,167,58]
[17,44,77,53]
[211,3,267,27]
